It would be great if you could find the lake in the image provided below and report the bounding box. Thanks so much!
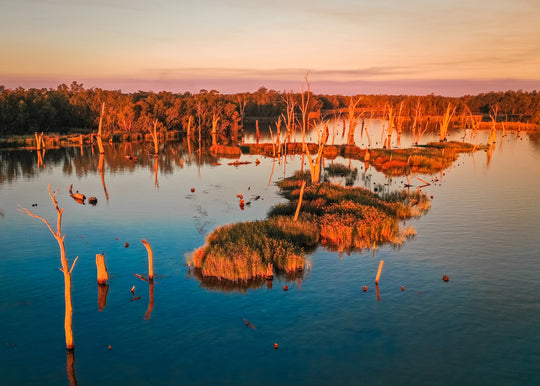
[1,125,539,385]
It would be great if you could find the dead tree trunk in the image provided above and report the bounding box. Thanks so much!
[96,253,109,284]
[211,113,219,146]
[149,119,159,157]
[141,239,154,281]
[20,184,78,350]
[347,96,363,145]
[97,103,105,154]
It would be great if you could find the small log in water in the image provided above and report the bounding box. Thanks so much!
[96,253,109,284]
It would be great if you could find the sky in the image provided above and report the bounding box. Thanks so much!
[1,0,540,96]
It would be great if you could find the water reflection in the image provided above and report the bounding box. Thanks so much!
[66,349,77,386]
[98,153,109,202]
[144,281,154,320]
[97,284,109,312]
[2,127,538,186]
[188,266,309,293]
[0,139,223,185]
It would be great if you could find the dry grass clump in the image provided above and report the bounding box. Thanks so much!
[366,141,480,176]
[192,216,319,282]
[270,175,431,252]
[424,141,477,152]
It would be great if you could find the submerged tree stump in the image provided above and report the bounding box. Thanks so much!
[96,253,109,284]
[141,239,154,282]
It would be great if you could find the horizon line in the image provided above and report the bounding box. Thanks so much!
[2,76,540,98]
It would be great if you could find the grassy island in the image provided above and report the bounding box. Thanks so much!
[190,166,431,283]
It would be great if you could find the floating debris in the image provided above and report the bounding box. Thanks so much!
[228,161,251,166]
[243,318,257,330]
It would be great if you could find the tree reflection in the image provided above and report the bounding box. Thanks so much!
[97,284,109,312]
[0,141,224,185]
[66,349,77,386]
[144,281,154,320]
[98,153,109,203]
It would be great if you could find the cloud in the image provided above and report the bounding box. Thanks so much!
[141,66,418,81]
[3,74,540,97]
[19,0,152,11]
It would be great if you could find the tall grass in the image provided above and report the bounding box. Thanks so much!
[192,167,432,281]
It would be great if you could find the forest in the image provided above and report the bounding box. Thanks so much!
[1,81,539,138]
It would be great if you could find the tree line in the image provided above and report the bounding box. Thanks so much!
[1,81,539,137]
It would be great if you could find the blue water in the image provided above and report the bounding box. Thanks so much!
[1,131,539,385]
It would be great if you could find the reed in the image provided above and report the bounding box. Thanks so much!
[192,217,319,282]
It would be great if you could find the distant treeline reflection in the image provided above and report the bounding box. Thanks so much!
[0,140,218,184]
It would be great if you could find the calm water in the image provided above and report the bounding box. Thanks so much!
[1,128,539,385]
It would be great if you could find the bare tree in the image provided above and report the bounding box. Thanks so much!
[304,120,330,183]
[20,185,78,350]
[281,90,297,144]
[346,96,363,145]
[439,102,456,142]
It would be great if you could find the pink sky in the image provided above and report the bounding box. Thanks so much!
[2,0,539,96]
